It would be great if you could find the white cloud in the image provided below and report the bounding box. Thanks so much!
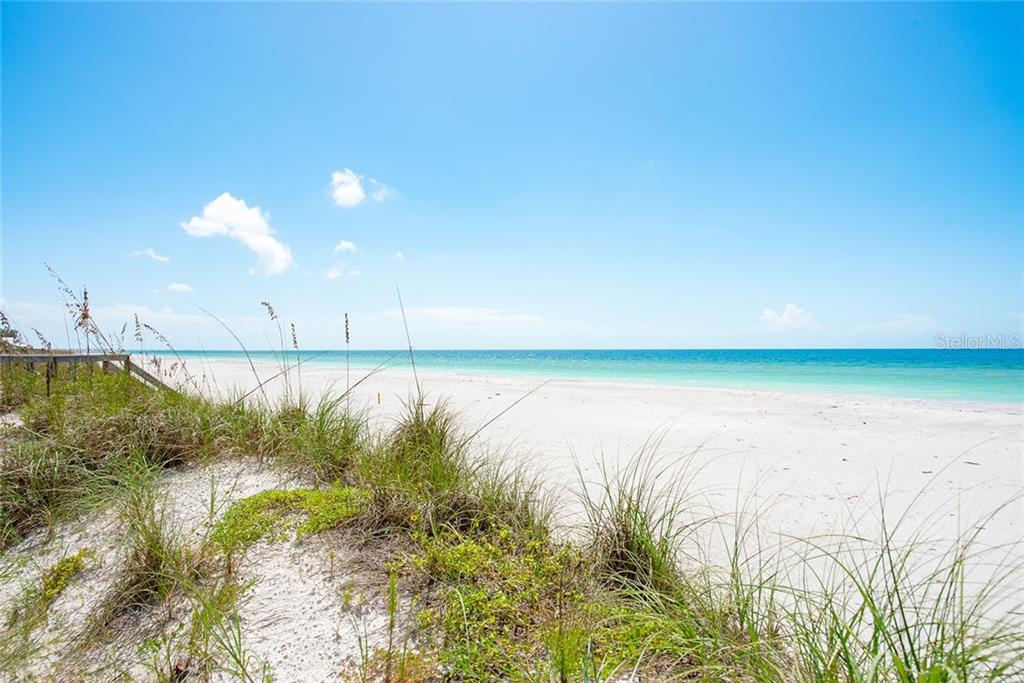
[383,307,541,324]
[393,251,406,262]
[760,304,820,330]
[131,248,170,263]
[368,178,395,202]
[166,283,193,293]
[330,169,365,207]
[326,266,359,280]
[334,240,360,254]
[330,169,394,207]
[181,193,293,276]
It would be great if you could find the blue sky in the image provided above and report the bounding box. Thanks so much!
[1,2,1021,350]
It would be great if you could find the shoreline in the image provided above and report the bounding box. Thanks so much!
[157,357,1024,563]
[172,355,1024,414]
[149,348,1024,405]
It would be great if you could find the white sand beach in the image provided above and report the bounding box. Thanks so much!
[174,358,1024,561]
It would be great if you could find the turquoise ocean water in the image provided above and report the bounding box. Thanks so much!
[164,349,1023,403]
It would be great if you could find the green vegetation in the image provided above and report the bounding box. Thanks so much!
[0,355,1021,682]
[90,473,205,632]
[4,547,94,637]
[38,549,91,609]
[212,485,366,566]
[0,369,219,550]
[410,527,585,679]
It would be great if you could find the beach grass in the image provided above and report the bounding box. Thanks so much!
[0,355,1021,681]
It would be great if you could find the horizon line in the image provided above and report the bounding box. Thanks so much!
[141,346,1022,353]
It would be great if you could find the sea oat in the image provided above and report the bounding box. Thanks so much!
[78,288,91,331]
[32,328,51,350]
[142,323,170,347]
[260,301,277,321]
[345,312,351,397]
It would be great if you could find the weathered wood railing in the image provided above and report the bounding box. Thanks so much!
[0,352,176,395]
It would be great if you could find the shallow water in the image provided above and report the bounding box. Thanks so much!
[160,348,1023,402]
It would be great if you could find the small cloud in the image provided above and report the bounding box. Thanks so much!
[181,193,293,276]
[330,169,365,207]
[334,240,360,254]
[368,178,395,202]
[761,304,820,330]
[166,283,193,293]
[131,248,170,263]
[326,266,360,280]
[393,251,406,262]
[330,169,394,207]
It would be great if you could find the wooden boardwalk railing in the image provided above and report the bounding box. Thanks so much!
[0,352,176,395]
